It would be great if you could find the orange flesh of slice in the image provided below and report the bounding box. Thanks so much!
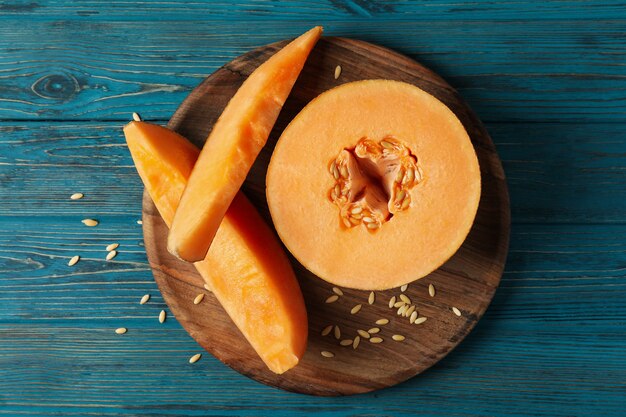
[124,121,307,374]
[168,26,323,262]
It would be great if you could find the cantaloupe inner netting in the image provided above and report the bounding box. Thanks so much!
[329,136,422,231]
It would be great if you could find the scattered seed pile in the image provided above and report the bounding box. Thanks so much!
[319,281,464,359]
[66,187,207,364]
[68,196,132,265]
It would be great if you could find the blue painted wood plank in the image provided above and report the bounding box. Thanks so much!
[1,121,625,223]
[0,0,625,415]
[2,0,626,21]
[0,9,624,121]
[0,220,624,416]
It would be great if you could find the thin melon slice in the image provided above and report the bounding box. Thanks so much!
[266,80,481,290]
[168,26,323,262]
[124,121,307,374]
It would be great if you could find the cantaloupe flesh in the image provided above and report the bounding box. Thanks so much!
[266,80,481,290]
[168,26,323,262]
[124,121,307,374]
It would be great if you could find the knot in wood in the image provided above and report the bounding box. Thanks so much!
[32,72,79,101]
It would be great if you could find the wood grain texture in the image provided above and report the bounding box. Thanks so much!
[2,1,626,20]
[0,0,625,414]
[0,221,624,415]
[139,37,509,396]
[0,2,624,122]
[2,121,625,223]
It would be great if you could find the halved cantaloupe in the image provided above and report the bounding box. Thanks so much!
[168,26,323,262]
[266,80,481,290]
[124,121,307,374]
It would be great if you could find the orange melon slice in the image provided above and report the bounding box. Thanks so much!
[124,121,307,374]
[168,26,323,262]
[266,80,481,290]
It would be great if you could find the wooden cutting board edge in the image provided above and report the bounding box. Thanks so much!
[142,36,510,396]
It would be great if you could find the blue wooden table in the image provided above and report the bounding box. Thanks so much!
[1,1,625,415]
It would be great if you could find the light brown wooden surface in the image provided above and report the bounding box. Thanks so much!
[142,37,510,396]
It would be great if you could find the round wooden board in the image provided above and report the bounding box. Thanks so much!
[142,37,510,396]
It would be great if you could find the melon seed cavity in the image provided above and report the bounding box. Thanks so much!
[328,136,422,232]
